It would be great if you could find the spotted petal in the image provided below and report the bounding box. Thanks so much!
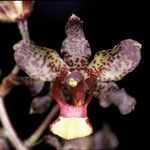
[61,14,91,71]
[86,39,141,81]
[14,40,70,81]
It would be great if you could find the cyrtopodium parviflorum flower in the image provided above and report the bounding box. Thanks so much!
[13,14,141,140]
[0,1,34,22]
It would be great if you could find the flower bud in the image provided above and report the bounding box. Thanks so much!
[90,124,118,149]
[97,82,136,114]
[30,95,52,114]
[62,136,90,150]
[21,77,44,95]
[44,135,60,149]
[111,88,136,115]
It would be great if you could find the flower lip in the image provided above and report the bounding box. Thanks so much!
[60,104,87,118]
[50,75,94,140]
[50,116,93,140]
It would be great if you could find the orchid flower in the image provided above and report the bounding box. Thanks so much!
[13,14,141,140]
[0,1,34,41]
[0,1,34,23]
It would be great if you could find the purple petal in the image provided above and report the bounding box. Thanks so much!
[14,40,69,81]
[95,81,136,114]
[86,39,141,81]
[61,14,91,71]
[30,95,52,114]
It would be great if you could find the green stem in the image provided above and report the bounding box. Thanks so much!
[25,105,59,146]
[0,97,28,150]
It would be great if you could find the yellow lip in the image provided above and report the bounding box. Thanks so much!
[50,117,93,140]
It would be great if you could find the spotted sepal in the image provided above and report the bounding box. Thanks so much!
[14,40,70,81]
[61,14,91,71]
[86,39,141,81]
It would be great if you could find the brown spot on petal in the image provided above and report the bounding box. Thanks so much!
[86,39,141,81]
[14,40,69,81]
[61,15,91,71]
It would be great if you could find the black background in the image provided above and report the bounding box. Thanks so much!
[0,1,149,149]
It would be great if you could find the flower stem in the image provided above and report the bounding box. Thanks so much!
[25,105,59,147]
[18,20,30,40]
[0,66,20,97]
[0,10,29,150]
[0,65,28,149]
[11,65,20,75]
[0,97,28,150]
[0,128,5,137]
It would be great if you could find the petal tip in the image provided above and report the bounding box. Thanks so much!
[69,13,80,21]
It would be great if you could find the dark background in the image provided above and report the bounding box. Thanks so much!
[0,1,149,149]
